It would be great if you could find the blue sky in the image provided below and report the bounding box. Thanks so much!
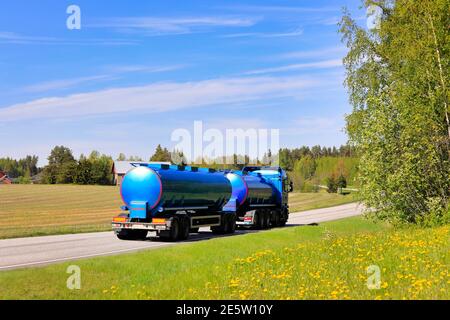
[0,0,366,165]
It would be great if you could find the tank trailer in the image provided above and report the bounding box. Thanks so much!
[112,163,292,241]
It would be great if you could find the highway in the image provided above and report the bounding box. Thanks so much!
[0,203,363,271]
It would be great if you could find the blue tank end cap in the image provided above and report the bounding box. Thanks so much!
[120,166,163,210]
[226,173,248,205]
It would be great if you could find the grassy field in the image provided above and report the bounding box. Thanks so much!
[0,184,357,239]
[0,184,122,239]
[289,190,358,212]
[0,216,448,300]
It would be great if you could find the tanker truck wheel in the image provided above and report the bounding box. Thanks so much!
[211,214,229,234]
[279,209,288,227]
[160,217,180,241]
[227,214,236,234]
[178,216,190,241]
[263,210,271,229]
[271,210,281,228]
[253,210,263,230]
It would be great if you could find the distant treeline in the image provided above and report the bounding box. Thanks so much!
[0,156,39,183]
[0,144,358,189]
[42,146,114,185]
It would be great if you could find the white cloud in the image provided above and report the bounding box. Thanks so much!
[244,59,342,75]
[102,64,186,74]
[0,76,318,122]
[283,116,343,135]
[218,5,338,13]
[89,16,259,35]
[222,29,303,38]
[0,31,139,46]
[23,75,116,93]
[279,46,347,60]
[22,64,185,93]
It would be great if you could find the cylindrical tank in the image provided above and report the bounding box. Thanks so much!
[242,174,277,206]
[121,165,232,215]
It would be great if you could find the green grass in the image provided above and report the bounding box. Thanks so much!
[289,191,358,212]
[0,217,448,300]
[0,185,357,239]
[0,184,122,239]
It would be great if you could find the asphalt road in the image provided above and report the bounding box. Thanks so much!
[0,203,363,271]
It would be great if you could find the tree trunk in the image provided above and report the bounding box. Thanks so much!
[428,13,450,143]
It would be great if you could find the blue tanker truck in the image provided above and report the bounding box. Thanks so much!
[112,163,293,241]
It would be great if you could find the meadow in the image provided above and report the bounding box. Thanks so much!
[0,184,123,239]
[0,184,357,239]
[0,217,448,299]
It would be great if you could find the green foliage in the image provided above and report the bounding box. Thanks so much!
[42,146,113,185]
[150,144,172,162]
[339,0,450,225]
[290,156,358,192]
[337,174,347,189]
[314,157,359,185]
[326,176,338,193]
[16,176,32,184]
[116,153,126,161]
[0,155,39,178]
[416,199,450,228]
[42,146,76,184]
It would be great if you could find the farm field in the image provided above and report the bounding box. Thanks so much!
[0,184,122,239]
[0,216,448,300]
[0,185,358,239]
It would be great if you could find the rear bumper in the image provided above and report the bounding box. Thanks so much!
[112,221,170,232]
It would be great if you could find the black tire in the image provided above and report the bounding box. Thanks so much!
[272,210,281,227]
[263,210,271,229]
[223,215,230,234]
[253,210,264,230]
[160,217,180,241]
[211,214,229,234]
[279,209,288,227]
[178,217,190,241]
[227,214,236,234]
[116,229,148,241]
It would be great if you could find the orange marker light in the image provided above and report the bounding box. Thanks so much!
[113,216,127,223]
[152,218,166,224]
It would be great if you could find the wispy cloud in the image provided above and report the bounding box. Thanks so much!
[0,31,139,46]
[218,5,338,13]
[89,16,259,35]
[102,64,186,74]
[23,75,116,93]
[244,59,343,75]
[283,116,343,135]
[279,46,347,60]
[222,29,303,38]
[0,76,318,121]
[318,16,342,26]
[22,64,186,93]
